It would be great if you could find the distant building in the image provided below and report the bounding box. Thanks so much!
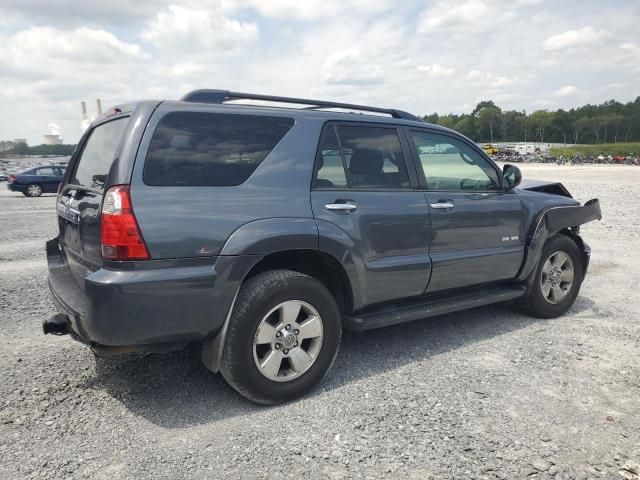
[43,134,63,145]
[14,138,27,145]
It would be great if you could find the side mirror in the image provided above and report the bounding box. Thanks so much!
[503,164,522,189]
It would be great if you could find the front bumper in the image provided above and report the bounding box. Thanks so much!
[46,237,226,347]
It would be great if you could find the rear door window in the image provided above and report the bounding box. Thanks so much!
[313,124,410,190]
[70,117,128,191]
[143,112,294,186]
[314,126,347,188]
[36,167,55,176]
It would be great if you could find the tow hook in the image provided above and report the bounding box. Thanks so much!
[42,314,70,336]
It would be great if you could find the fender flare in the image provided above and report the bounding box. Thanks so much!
[516,198,601,284]
[219,217,319,255]
[202,217,363,373]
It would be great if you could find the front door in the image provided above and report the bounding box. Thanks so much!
[311,123,431,309]
[406,128,525,293]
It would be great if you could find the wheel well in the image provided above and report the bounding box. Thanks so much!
[558,227,589,269]
[244,250,353,313]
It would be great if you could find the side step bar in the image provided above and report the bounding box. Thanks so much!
[343,285,526,331]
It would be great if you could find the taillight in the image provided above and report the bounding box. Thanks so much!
[8,175,16,183]
[100,185,150,260]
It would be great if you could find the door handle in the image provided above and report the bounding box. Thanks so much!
[325,202,357,212]
[430,202,454,209]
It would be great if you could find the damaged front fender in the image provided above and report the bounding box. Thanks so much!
[516,199,602,284]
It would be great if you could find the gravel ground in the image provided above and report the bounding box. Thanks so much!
[1,164,639,480]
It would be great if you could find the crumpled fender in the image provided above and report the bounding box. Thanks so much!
[516,199,602,283]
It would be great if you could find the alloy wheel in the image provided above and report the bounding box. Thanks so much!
[540,250,575,304]
[253,300,324,382]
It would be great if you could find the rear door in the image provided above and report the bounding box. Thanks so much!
[406,128,525,293]
[57,117,129,288]
[311,122,431,308]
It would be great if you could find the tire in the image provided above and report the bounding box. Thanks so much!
[220,269,342,405]
[25,183,43,197]
[520,234,584,318]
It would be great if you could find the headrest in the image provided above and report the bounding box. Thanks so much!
[349,149,384,175]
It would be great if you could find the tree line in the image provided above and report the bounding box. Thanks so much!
[423,97,640,145]
[0,141,76,156]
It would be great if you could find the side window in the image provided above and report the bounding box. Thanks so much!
[144,112,294,186]
[337,125,409,189]
[36,168,54,176]
[410,130,500,191]
[314,126,347,188]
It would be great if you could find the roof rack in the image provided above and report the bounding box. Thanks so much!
[180,89,423,122]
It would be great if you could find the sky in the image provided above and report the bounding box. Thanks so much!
[1,0,639,144]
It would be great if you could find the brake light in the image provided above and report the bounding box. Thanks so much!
[100,185,150,260]
[8,175,16,183]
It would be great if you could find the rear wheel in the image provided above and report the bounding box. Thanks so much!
[220,270,342,405]
[25,183,43,197]
[520,234,584,318]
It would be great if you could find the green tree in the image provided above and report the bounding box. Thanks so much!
[420,96,640,144]
[14,142,29,155]
[529,110,554,143]
[574,117,591,144]
[477,105,502,143]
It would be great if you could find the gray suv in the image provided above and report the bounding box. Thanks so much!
[45,90,601,404]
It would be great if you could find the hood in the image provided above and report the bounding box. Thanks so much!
[518,178,572,198]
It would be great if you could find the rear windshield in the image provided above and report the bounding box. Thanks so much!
[71,117,128,191]
[143,112,294,186]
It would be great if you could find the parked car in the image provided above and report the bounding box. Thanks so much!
[6,165,66,196]
[44,90,601,404]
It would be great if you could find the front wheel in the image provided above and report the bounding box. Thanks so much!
[520,234,584,318]
[220,270,342,405]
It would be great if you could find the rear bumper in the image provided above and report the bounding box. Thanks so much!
[7,183,24,192]
[46,237,253,347]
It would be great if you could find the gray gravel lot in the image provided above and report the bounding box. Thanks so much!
[1,164,639,480]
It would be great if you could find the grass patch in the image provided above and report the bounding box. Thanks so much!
[550,142,640,157]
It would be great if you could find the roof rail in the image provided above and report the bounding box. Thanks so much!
[180,89,423,122]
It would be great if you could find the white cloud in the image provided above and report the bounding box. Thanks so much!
[543,26,613,51]
[47,123,61,135]
[465,70,517,88]
[0,0,639,144]
[141,5,259,52]
[417,0,539,34]
[417,64,455,77]
[553,85,580,97]
[242,0,395,19]
[322,49,384,85]
[418,0,491,33]
[0,26,146,75]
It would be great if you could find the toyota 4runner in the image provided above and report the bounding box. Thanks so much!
[44,90,602,404]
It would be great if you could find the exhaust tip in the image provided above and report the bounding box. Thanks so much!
[43,314,70,336]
